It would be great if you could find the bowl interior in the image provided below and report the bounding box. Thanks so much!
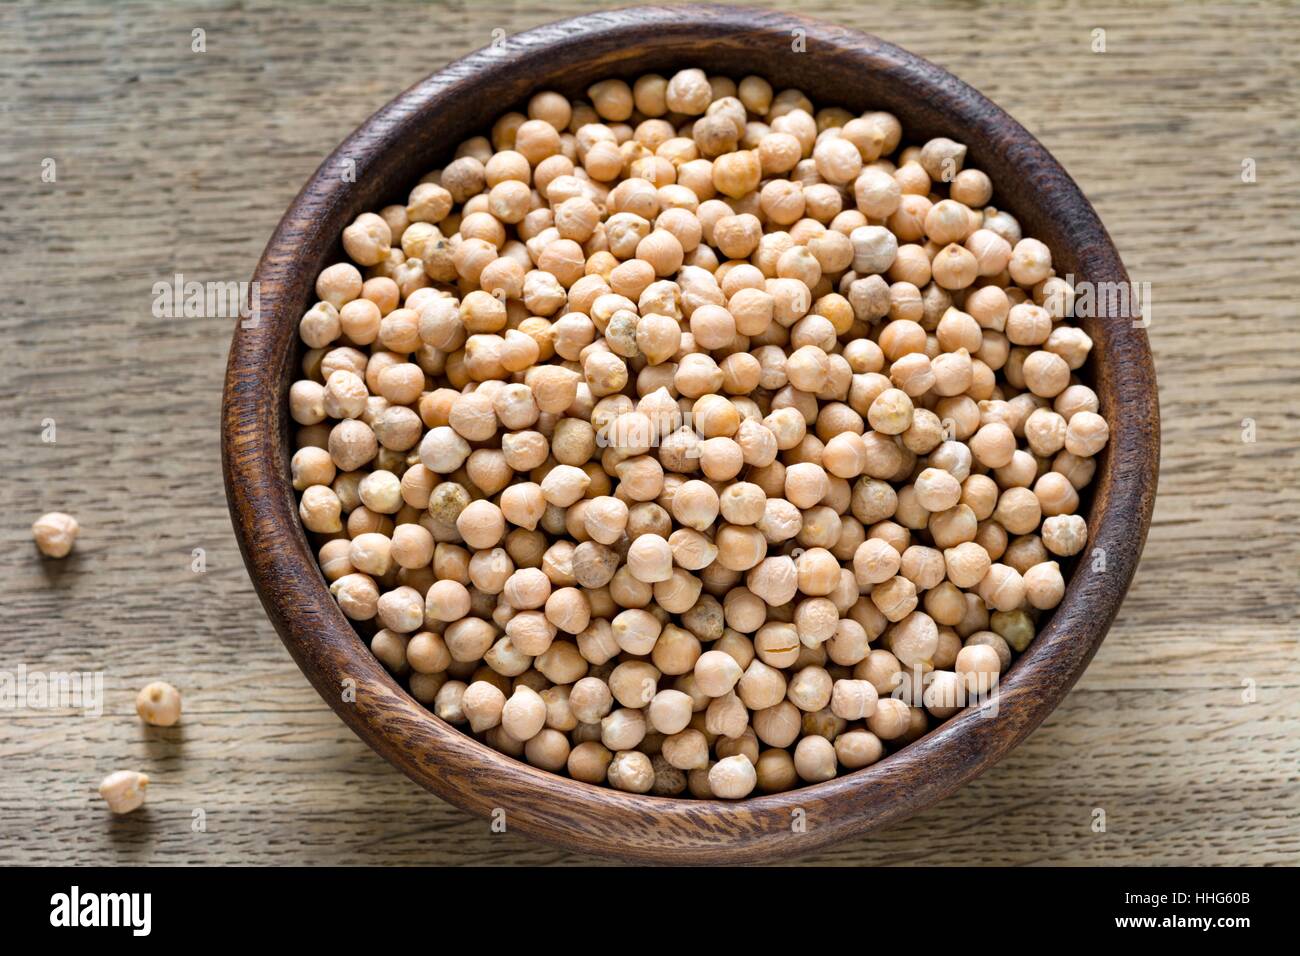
[225,4,1157,863]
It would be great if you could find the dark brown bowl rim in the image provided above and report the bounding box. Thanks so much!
[222,3,1159,864]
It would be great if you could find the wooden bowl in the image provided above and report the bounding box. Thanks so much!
[222,3,1159,863]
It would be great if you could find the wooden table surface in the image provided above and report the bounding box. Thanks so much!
[2,0,1297,866]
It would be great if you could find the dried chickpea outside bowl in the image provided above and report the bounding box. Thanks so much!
[222,4,1158,863]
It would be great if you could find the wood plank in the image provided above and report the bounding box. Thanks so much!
[1,0,1296,865]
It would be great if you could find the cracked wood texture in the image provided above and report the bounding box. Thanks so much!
[1,0,1297,865]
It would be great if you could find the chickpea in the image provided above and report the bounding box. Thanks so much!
[32,512,79,558]
[462,680,507,732]
[956,643,1002,696]
[501,685,547,741]
[98,770,149,814]
[977,563,1026,613]
[1042,514,1088,557]
[830,679,878,721]
[709,754,757,798]
[866,696,910,740]
[695,650,743,698]
[135,681,182,727]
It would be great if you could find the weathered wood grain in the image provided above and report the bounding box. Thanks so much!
[1,0,1297,865]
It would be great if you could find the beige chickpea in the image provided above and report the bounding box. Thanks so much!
[949,167,992,206]
[976,563,1026,613]
[558,742,609,786]
[943,540,992,589]
[867,387,913,435]
[498,483,545,532]
[969,422,1016,469]
[994,486,1042,536]
[790,735,836,783]
[568,677,614,726]
[955,643,1002,695]
[666,529,715,572]
[462,680,507,732]
[747,556,800,607]
[601,707,647,752]
[372,626,411,677]
[712,150,762,199]
[647,689,695,735]
[713,524,766,572]
[545,587,591,635]
[608,660,660,709]
[662,68,710,114]
[299,301,342,349]
[407,631,452,674]
[830,678,878,721]
[620,533,670,584]
[1024,407,1067,457]
[705,691,749,740]
[378,586,427,635]
[523,729,571,772]
[888,610,939,669]
[784,461,829,510]
[1009,237,1052,286]
[865,696,910,740]
[833,729,884,770]
[605,610,658,659]
[134,681,182,727]
[1065,411,1109,457]
[501,685,547,741]
[357,470,402,515]
[98,770,149,814]
[931,243,979,290]
[786,665,833,713]
[342,212,393,266]
[289,380,327,426]
[457,500,506,549]
[659,729,707,772]
[852,538,901,588]
[419,425,471,474]
[709,754,757,798]
[1034,471,1080,518]
[1022,350,1071,398]
[32,512,80,558]
[1042,513,1088,557]
[814,135,863,185]
[317,539,353,582]
[316,262,363,309]
[299,485,343,534]
[425,578,472,623]
[732,659,785,712]
[851,646,898,695]
[430,680,466,725]
[795,547,840,597]
[696,437,742,482]
[538,464,589,508]
[1023,560,1066,609]
[871,575,918,623]
[913,467,962,512]
[694,650,743,698]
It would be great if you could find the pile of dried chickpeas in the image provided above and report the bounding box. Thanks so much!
[289,70,1108,799]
